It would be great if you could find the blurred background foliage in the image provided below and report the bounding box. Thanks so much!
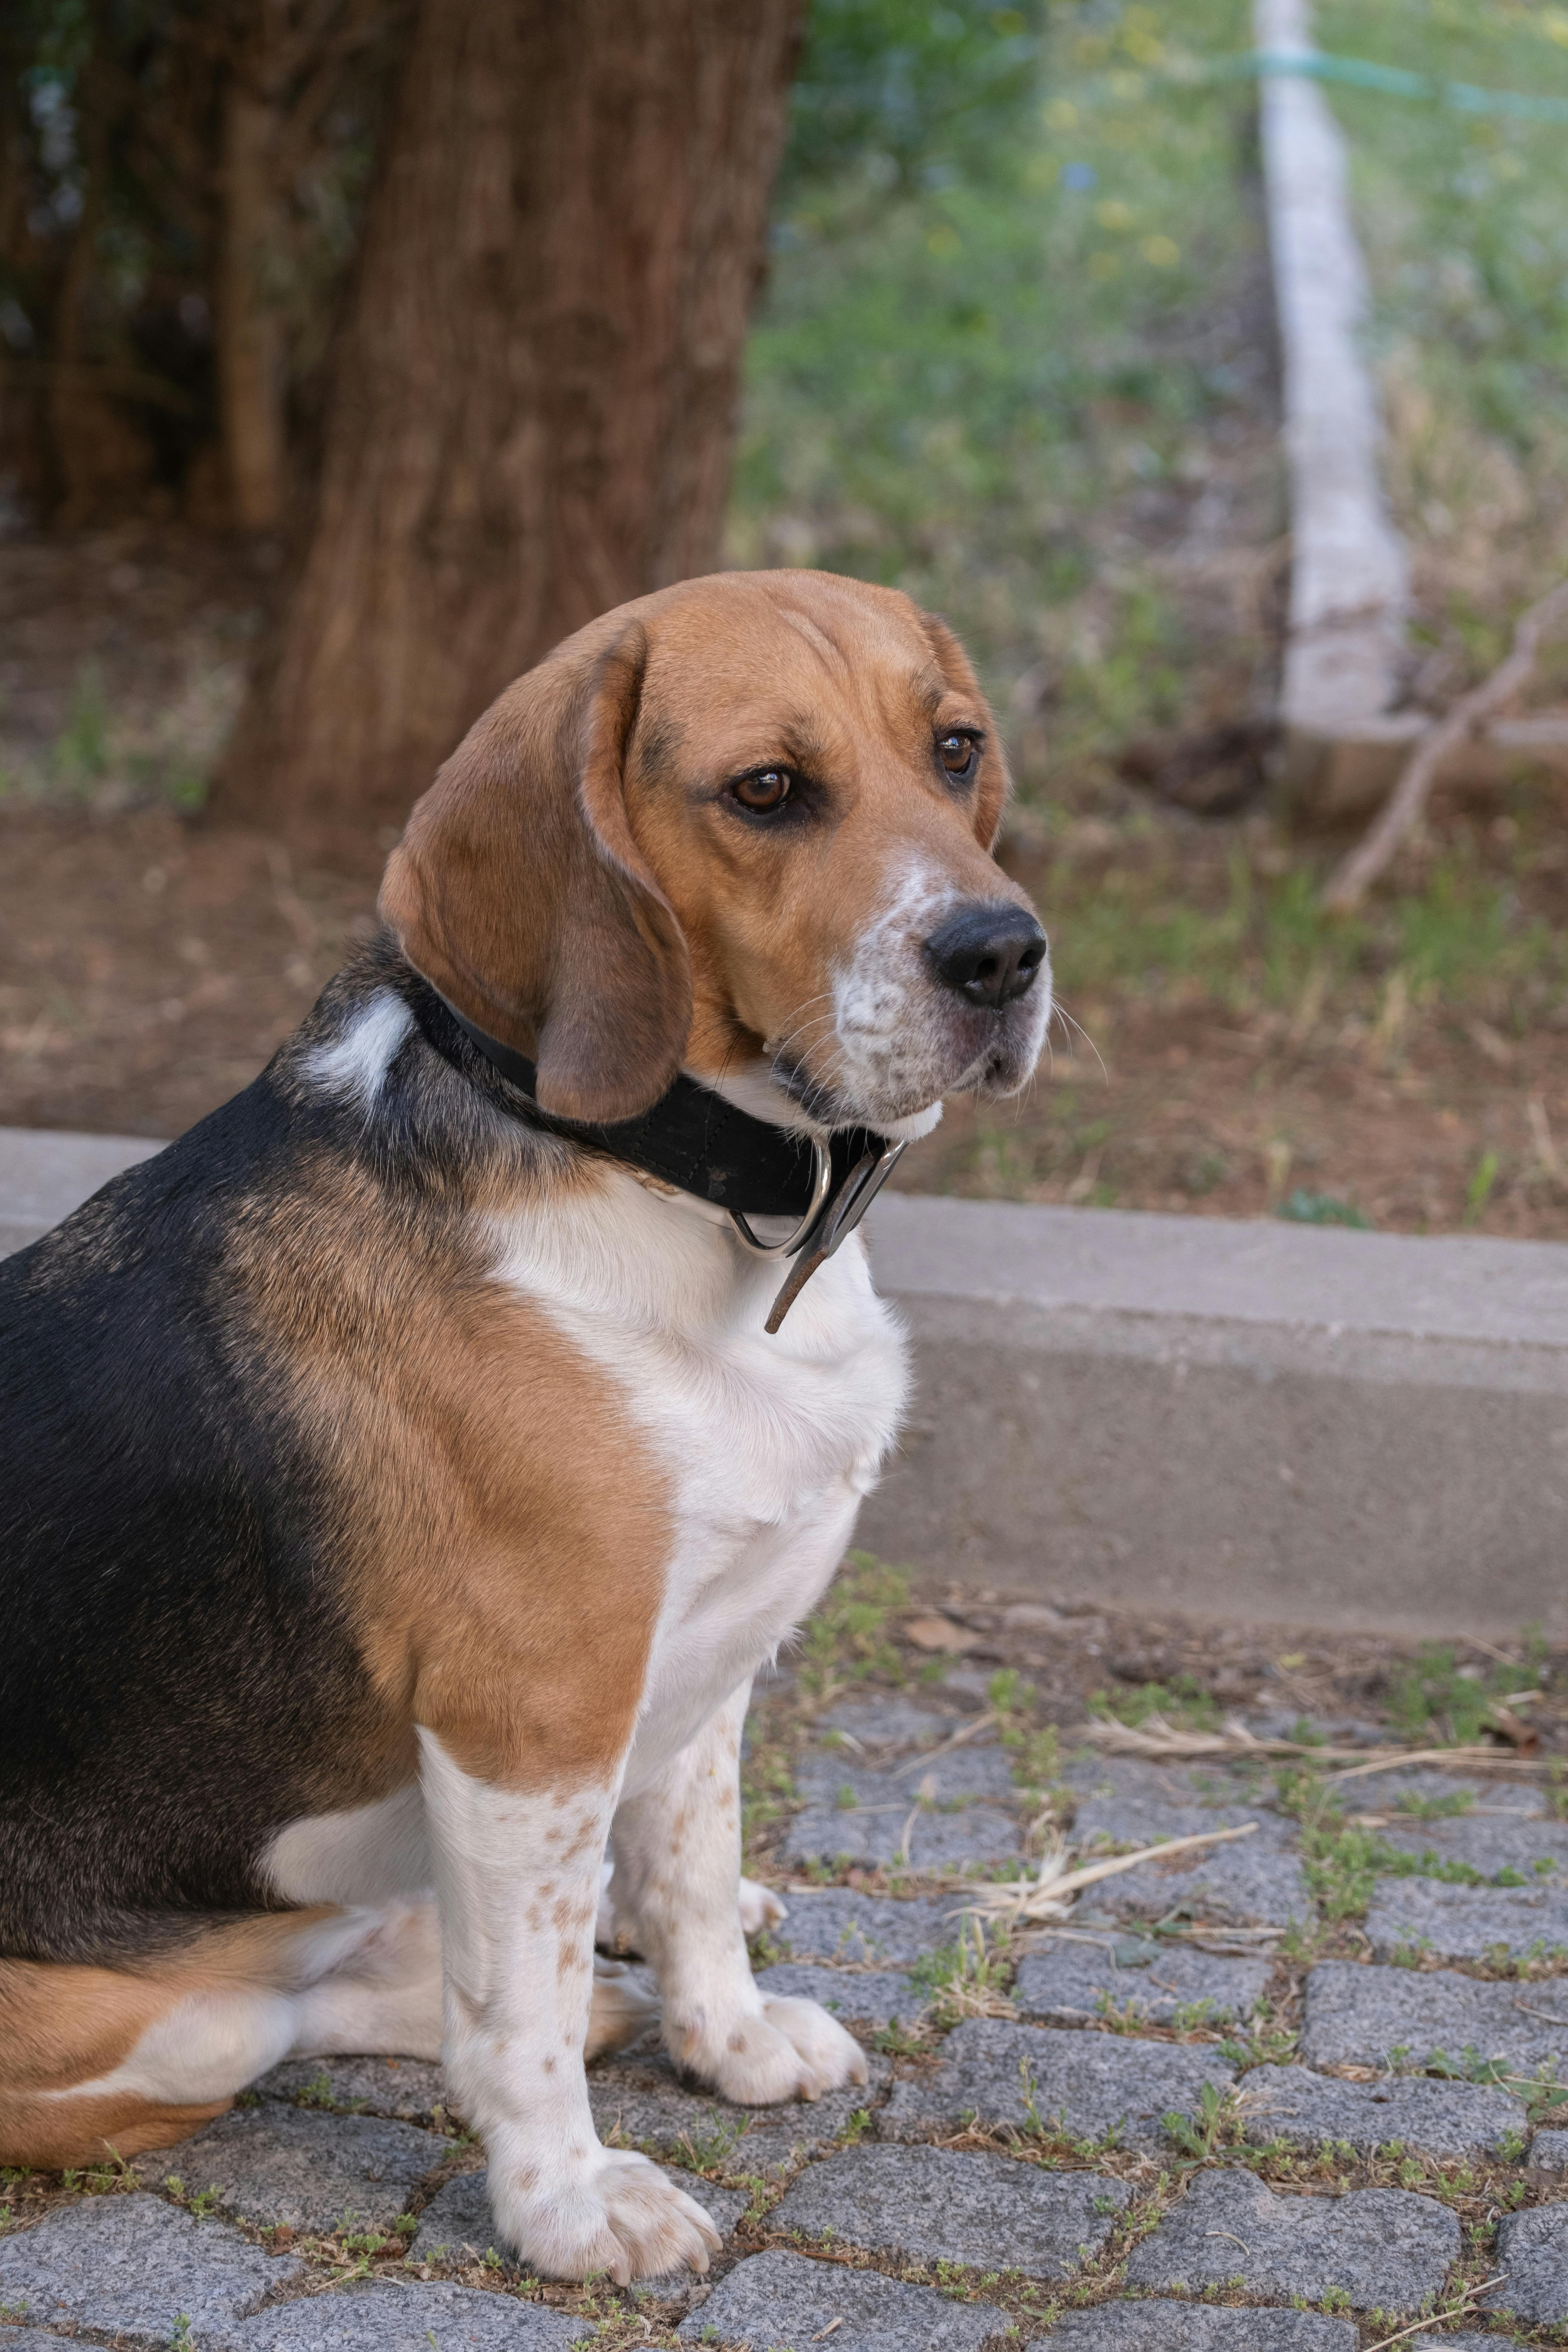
[8,0,1568,1232]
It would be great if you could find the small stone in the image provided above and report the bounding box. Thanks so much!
[1303,1959,1568,2074]
[1042,2308,1358,2349]
[150,2103,449,2232]
[1484,2201,1568,2322]
[589,2048,885,2163]
[1364,1880,1568,1963]
[252,2053,448,2121]
[1124,2166,1458,2313]
[409,2163,747,2267]
[225,2278,582,2348]
[774,1887,958,1965]
[879,2019,1236,2151]
[1239,2063,1527,2159]
[675,2246,1007,2348]
[769,2143,1128,2273]
[753,1960,922,2026]
[0,2194,300,2345]
[1530,2126,1568,2171]
[1014,1940,1268,2028]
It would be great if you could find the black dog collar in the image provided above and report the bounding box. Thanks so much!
[416,988,907,1333]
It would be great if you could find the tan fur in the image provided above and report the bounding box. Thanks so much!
[381,569,1031,1122]
[11,571,1037,2216]
[0,1911,339,2166]
[222,1148,671,1794]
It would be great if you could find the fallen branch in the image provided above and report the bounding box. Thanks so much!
[1077,1713,1555,1776]
[1321,578,1568,913]
[964,1821,1259,1928]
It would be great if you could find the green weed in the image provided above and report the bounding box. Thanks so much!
[797,1550,909,1698]
[1090,1674,1220,1734]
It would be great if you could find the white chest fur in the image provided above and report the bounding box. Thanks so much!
[486,1168,910,1789]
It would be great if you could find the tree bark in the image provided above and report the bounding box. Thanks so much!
[218,75,287,530]
[217,0,803,834]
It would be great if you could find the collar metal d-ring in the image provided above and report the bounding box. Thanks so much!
[728,1137,833,1258]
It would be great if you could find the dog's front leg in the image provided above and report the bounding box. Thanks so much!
[418,1729,719,2283]
[610,1682,868,2104]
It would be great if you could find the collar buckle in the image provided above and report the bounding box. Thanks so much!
[759,1137,908,1334]
[727,1139,833,1258]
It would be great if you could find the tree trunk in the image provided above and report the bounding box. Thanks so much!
[219,75,287,531]
[217,0,803,834]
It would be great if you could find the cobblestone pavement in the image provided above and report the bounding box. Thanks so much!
[7,1664,1568,2348]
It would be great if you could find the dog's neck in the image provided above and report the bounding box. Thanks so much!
[405,977,912,1332]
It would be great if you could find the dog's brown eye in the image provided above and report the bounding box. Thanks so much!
[938,732,978,779]
[732,768,792,814]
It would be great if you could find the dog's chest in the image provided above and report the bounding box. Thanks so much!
[489,1176,909,1755]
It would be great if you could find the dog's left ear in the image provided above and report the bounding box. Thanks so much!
[920,607,1010,850]
[380,620,693,1123]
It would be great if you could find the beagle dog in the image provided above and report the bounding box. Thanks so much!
[0,570,1049,2282]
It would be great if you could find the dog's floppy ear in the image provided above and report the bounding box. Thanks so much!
[920,607,1010,851]
[380,621,692,1123]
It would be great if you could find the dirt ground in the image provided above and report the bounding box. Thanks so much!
[0,526,1559,1242]
[0,789,1556,1243]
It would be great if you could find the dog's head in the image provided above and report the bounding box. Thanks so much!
[380,571,1050,1133]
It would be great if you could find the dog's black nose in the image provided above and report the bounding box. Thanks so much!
[925,901,1047,1009]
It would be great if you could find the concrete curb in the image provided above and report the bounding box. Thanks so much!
[861,1195,1568,1638]
[0,1125,163,1259]
[5,1128,1567,1637]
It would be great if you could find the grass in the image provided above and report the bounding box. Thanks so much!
[1318,0,1568,680]
[733,0,1269,755]
[1387,1633,1546,1744]
[795,1548,910,1699]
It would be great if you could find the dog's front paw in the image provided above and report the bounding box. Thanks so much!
[738,1876,787,1936]
[492,2143,719,2284]
[675,1993,869,2106]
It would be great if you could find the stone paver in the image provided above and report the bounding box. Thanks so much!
[1410,2339,1517,2351]
[588,2047,885,2161]
[753,1959,922,2025]
[148,2102,450,2232]
[1484,2201,1568,2323]
[1080,1849,1312,1927]
[1043,2310,1358,2349]
[769,2142,1129,2274]
[0,2194,301,2346]
[879,2018,1237,2150]
[675,2247,1007,2348]
[818,1696,955,1749]
[785,1747,1022,1869]
[1530,2125,1568,2169]
[1014,1938,1268,2027]
[774,1886,958,1964]
[254,2053,448,2120]
[1364,1879,1568,1962]
[409,2162,747,2267]
[1371,1772,1541,1815]
[1378,1815,1568,1876]
[1303,1959,1568,2076]
[1124,2166,1459,2313]
[226,2279,582,2348]
[1239,2063,1527,2158]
